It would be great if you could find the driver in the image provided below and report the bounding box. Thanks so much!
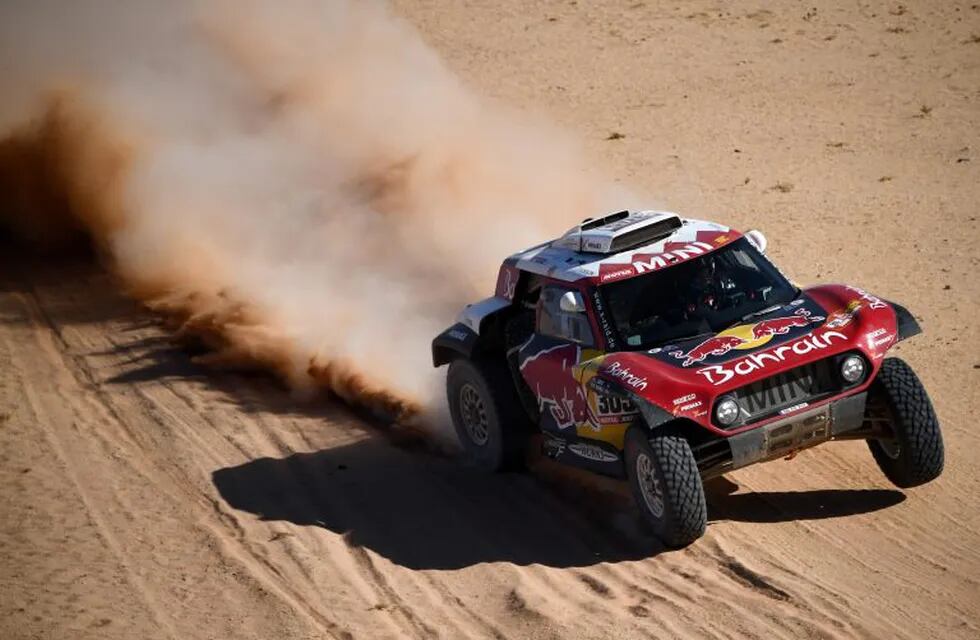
[684,257,721,316]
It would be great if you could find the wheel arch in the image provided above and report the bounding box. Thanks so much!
[432,297,514,367]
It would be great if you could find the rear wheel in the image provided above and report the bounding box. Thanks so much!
[625,426,706,548]
[866,358,944,488]
[447,358,531,472]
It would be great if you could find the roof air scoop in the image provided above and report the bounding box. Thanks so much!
[553,210,683,254]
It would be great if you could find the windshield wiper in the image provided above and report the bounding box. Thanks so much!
[738,303,782,323]
[652,331,715,348]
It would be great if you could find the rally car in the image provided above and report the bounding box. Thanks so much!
[432,210,943,547]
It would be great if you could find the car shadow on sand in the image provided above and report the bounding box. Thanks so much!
[212,437,662,570]
[212,435,907,570]
[705,476,905,523]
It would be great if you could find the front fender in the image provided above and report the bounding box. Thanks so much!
[432,323,478,367]
[632,394,676,430]
[886,299,921,342]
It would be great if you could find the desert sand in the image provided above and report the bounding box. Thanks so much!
[2,1,979,639]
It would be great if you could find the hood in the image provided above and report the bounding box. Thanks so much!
[583,284,901,429]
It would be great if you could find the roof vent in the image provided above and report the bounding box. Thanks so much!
[553,210,682,254]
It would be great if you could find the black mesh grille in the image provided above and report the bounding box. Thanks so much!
[727,359,840,428]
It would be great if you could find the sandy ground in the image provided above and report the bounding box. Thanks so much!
[2,1,979,639]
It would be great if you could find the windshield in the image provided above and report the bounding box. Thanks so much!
[599,237,798,349]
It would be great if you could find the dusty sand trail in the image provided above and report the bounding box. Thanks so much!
[2,1,979,639]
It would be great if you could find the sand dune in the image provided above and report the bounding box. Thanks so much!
[2,1,979,639]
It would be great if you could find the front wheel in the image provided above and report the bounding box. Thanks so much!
[866,357,944,488]
[447,358,531,472]
[625,426,706,548]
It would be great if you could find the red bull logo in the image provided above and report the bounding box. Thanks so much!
[751,308,824,339]
[670,335,745,367]
[519,343,589,430]
[670,308,827,367]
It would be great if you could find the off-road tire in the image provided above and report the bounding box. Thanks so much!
[447,358,531,472]
[867,357,944,488]
[625,426,707,548]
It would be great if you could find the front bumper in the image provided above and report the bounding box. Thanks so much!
[726,392,867,471]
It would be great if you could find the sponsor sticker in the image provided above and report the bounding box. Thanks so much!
[568,442,619,463]
[543,436,566,458]
[591,290,618,349]
[779,402,810,415]
[603,361,649,391]
[846,286,887,310]
[672,393,697,406]
[871,334,895,348]
[600,267,635,283]
[826,300,862,328]
[697,330,849,385]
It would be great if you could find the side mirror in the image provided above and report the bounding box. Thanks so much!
[559,290,586,313]
[745,229,768,254]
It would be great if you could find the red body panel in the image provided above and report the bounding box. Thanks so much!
[587,284,898,437]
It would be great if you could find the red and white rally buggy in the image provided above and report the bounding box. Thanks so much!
[432,210,943,547]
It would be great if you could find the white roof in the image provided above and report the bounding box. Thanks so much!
[509,212,739,284]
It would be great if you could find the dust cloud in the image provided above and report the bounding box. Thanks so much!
[0,0,623,426]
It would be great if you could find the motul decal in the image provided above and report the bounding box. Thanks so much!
[600,267,634,283]
[697,330,848,385]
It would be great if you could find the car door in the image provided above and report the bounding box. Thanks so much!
[516,284,598,434]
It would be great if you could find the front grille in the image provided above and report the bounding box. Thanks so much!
[728,359,840,427]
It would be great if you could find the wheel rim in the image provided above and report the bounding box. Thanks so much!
[459,383,489,446]
[867,393,902,460]
[636,453,665,519]
[877,437,901,459]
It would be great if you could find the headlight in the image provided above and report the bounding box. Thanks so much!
[715,396,741,426]
[840,354,865,384]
